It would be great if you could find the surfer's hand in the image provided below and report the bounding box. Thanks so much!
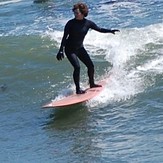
[111,29,120,34]
[56,51,64,61]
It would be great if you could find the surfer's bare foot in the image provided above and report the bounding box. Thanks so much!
[90,84,102,88]
[76,89,86,94]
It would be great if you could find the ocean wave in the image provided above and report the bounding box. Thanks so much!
[0,0,22,6]
[43,23,163,107]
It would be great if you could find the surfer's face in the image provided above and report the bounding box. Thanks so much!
[73,9,84,20]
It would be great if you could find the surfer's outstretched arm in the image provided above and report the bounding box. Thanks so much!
[90,20,120,34]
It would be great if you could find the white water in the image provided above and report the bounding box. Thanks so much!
[45,23,163,107]
[0,0,22,6]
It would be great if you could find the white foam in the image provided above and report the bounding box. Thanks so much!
[0,0,21,6]
[46,23,163,107]
[85,23,163,108]
[44,30,63,45]
[137,56,163,73]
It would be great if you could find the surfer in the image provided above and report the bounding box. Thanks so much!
[56,2,119,94]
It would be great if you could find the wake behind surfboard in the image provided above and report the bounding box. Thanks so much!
[42,80,106,108]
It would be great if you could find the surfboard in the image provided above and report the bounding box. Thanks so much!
[42,80,106,108]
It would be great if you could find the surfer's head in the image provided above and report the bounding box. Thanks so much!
[72,2,89,17]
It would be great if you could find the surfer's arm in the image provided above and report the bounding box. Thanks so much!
[90,20,119,34]
[57,22,70,61]
[58,22,70,52]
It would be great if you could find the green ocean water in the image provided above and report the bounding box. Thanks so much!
[0,0,163,162]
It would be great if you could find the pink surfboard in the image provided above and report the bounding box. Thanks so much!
[42,80,106,108]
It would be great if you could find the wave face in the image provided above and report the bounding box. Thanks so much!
[0,0,163,163]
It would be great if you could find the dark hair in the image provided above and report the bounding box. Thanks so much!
[72,3,89,17]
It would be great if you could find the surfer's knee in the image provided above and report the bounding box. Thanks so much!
[88,61,94,69]
[74,64,80,71]
[87,64,94,72]
[73,65,80,76]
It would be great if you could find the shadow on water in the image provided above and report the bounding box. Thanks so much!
[41,104,107,162]
[0,84,7,92]
[44,103,89,130]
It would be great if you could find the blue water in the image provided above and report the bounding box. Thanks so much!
[0,0,163,162]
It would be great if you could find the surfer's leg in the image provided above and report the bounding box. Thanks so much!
[66,52,85,94]
[77,48,102,88]
[67,53,80,91]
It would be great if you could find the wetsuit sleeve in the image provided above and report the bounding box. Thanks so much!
[89,20,112,33]
[59,21,70,52]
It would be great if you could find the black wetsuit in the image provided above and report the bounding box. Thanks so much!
[60,18,112,92]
